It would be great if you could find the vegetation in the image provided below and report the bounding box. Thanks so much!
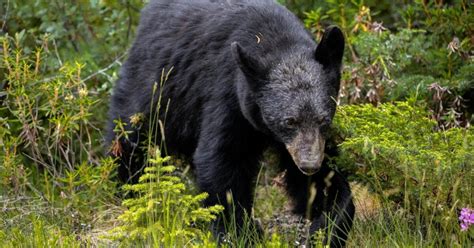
[109,149,223,247]
[1,0,473,247]
[333,101,473,246]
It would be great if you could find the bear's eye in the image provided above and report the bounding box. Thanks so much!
[283,117,299,128]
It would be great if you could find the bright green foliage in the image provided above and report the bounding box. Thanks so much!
[0,217,83,248]
[333,101,474,244]
[109,149,223,247]
[262,233,287,248]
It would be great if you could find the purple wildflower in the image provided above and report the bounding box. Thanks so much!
[459,208,474,231]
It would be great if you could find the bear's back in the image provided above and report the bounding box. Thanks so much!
[109,0,316,155]
[134,0,313,64]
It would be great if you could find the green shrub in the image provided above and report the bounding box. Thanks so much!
[0,33,120,244]
[0,34,116,200]
[332,100,474,245]
[109,148,223,247]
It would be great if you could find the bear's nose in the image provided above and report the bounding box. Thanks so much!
[297,160,321,175]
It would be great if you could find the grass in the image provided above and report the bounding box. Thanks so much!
[4,166,470,247]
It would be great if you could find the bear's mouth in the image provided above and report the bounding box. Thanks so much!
[295,159,323,175]
[285,131,325,176]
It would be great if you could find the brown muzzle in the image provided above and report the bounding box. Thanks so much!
[285,130,325,175]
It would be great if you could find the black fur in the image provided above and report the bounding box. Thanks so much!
[107,0,354,247]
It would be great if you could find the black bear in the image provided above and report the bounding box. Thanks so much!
[107,0,354,247]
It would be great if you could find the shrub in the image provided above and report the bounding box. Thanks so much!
[0,34,116,201]
[0,33,119,244]
[332,100,474,244]
[109,148,223,247]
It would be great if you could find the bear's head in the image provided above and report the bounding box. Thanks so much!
[232,26,344,175]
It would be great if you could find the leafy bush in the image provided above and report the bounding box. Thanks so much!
[332,100,474,245]
[0,33,117,206]
[0,33,120,244]
[109,148,223,247]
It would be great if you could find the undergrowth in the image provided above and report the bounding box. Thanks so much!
[333,100,474,246]
[109,148,223,247]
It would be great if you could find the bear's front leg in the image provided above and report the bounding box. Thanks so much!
[281,150,355,248]
[192,112,266,240]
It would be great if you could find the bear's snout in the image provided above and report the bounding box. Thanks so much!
[286,131,325,176]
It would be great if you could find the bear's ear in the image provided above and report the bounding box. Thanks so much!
[315,26,345,68]
[231,42,266,80]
